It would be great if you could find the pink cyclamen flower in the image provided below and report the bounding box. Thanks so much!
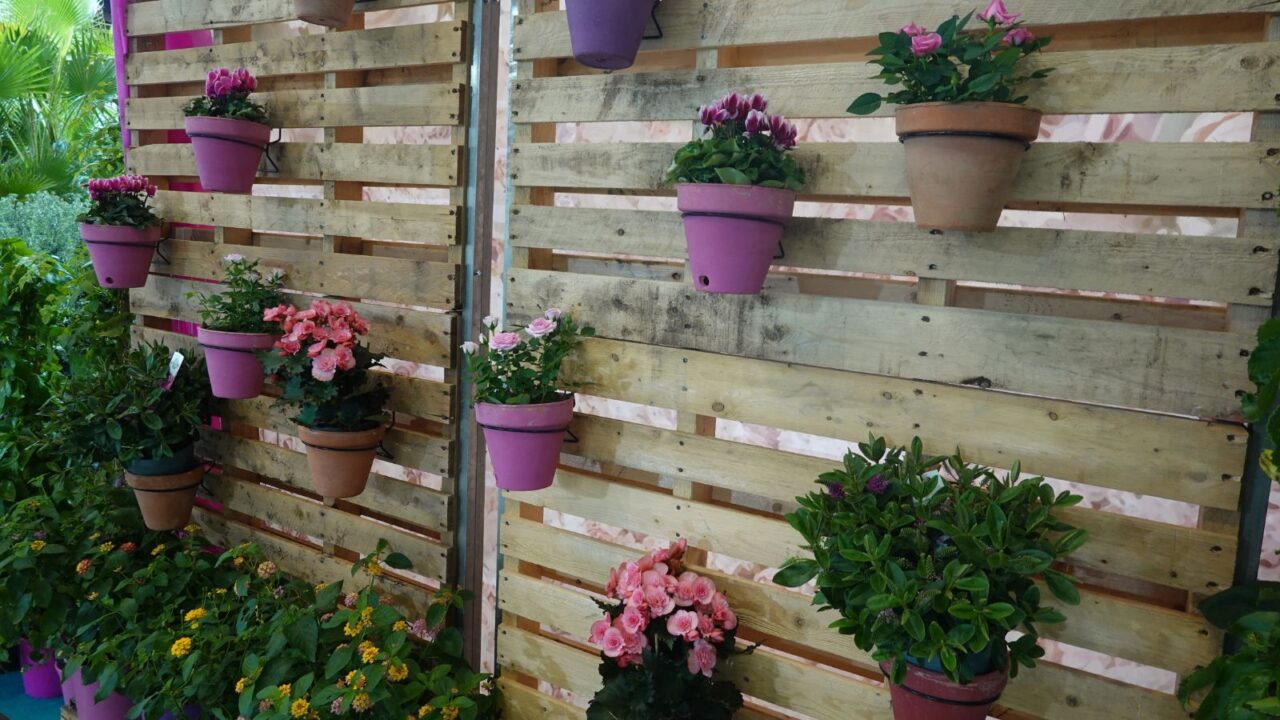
[311,349,340,382]
[489,331,522,351]
[600,627,627,658]
[1004,27,1035,46]
[717,91,745,120]
[768,114,798,150]
[978,0,1020,24]
[744,109,768,136]
[525,317,557,338]
[747,93,768,113]
[911,32,943,56]
[666,610,700,640]
[688,639,718,677]
[900,21,926,36]
[698,105,718,127]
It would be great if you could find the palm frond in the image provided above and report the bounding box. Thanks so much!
[0,40,49,101]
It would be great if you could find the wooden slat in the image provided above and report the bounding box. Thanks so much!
[129,142,461,186]
[510,141,1280,210]
[511,269,1249,418]
[127,23,467,85]
[128,0,448,37]
[498,680,584,720]
[128,83,464,130]
[514,0,1273,61]
[511,205,1277,306]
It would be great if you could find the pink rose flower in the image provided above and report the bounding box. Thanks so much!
[978,0,1019,24]
[489,331,522,352]
[900,21,926,36]
[525,317,557,338]
[688,639,717,678]
[460,341,479,354]
[1004,27,1035,46]
[911,32,943,57]
[666,610,699,640]
[311,349,340,382]
[600,627,626,658]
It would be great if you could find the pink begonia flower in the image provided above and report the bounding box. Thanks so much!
[744,109,768,136]
[328,322,354,346]
[333,344,356,371]
[544,308,562,319]
[688,639,718,677]
[600,627,626,658]
[620,605,648,635]
[460,341,479,354]
[489,331,521,351]
[589,613,612,644]
[525,317,557,338]
[697,612,724,644]
[978,0,1019,24]
[330,302,353,319]
[1004,27,1035,45]
[307,340,329,358]
[617,562,643,596]
[295,308,318,322]
[644,585,675,618]
[311,299,333,318]
[623,629,648,656]
[674,572,699,607]
[666,610,699,640]
[263,305,290,322]
[692,575,717,606]
[311,349,340,382]
[900,21,926,36]
[911,32,943,57]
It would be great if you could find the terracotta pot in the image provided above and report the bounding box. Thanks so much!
[565,0,656,70]
[126,443,197,477]
[476,396,574,491]
[125,466,203,531]
[79,223,161,289]
[294,0,356,28]
[198,327,276,399]
[880,661,1008,720]
[676,183,796,295]
[895,102,1042,232]
[184,116,271,194]
[297,424,386,498]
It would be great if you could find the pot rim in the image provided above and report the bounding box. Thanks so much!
[895,101,1042,143]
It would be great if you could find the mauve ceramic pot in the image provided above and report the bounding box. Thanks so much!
[676,183,795,295]
[477,397,574,491]
[565,0,655,70]
[79,223,161,289]
[184,116,271,194]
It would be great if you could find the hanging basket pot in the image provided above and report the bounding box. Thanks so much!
[880,661,1008,720]
[124,464,203,531]
[294,0,356,28]
[75,679,133,720]
[79,223,161,289]
[18,639,60,699]
[297,424,387,499]
[676,183,795,295]
[184,116,271,194]
[197,327,277,399]
[565,0,657,70]
[895,102,1042,233]
[477,396,574,492]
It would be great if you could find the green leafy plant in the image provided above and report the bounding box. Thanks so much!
[848,1,1052,115]
[191,254,286,333]
[77,174,161,228]
[1178,584,1280,718]
[1242,317,1280,481]
[462,308,594,405]
[0,494,80,654]
[183,67,269,125]
[665,91,804,191]
[0,192,88,259]
[774,435,1086,685]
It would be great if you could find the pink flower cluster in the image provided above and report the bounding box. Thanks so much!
[589,539,738,678]
[263,300,371,382]
[87,174,156,201]
[205,67,257,99]
[698,91,798,151]
[901,1,1033,56]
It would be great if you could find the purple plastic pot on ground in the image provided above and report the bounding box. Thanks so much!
[18,639,61,699]
[75,679,133,720]
[61,667,80,706]
[184,116,271,194]
[676,183,796,295]
[150,705,201,720]
[880,661,1008,720]
[197,327,276,399]
[79,223,161,289]
[565,0,655,70]
[477,396,574,491]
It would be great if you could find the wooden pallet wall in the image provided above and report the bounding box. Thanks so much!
[122,0,471,608]
[497,1,1280,718]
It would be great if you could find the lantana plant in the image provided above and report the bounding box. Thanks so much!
[260,300,388,431]
[586,540,747,720]
[183,67,270,125]
[191,254,286,333]
[848,0,1052,115]
[462,308,594,405]
[78,174,161,228]
[665,91,805,190]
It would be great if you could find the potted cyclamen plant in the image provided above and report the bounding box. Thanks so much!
[191,254,285,399]
[77,174,162,288]
[587,539,747,720]
[294,0,355,28]
[775,436,1088,720]
[463,309,593,492]
[183,67,271,194]
[565,0,659,70]
[848,1,1052,232]
[260,300,389,499]
[666,92,804,295]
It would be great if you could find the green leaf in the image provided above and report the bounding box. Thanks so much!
[384,552,413,570]
[773,560,819,588]
[847,92,883,116]
[1042,570,1080,605]
[714,167,752,185]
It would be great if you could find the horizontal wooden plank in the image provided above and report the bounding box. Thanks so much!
[128,0,448,37]
[511,205,1277,306]
[511,269,1249,418]
[129,83,464,130]
[511,142,1280,210]
[156,237,459,309]
[514,0,1272,61]
[498,679,584,720]
[514,41,1280,121]
[127,22,466,85]
[129,142,461,187]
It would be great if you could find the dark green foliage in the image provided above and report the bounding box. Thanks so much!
[464,311,594,405]
[0,192,87,259]
[665,129,804,191]
[1178,584,1280,718]
[587,647,744,720]
[191,256,286,333]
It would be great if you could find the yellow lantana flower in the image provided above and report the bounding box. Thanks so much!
[151,544,166,556]
[170,637,193,658]
[184,608,207,623]
[352,694,372,712]
[29,540,46,552]
[393,620,408,632]
[276,684,292,700]
[441,706,459,720]
[386,661,408,682]
[360,645,380,664]
[418,705,434,719]
[290,698,310,718]
[235,677,248,693]
[98,542,114,553]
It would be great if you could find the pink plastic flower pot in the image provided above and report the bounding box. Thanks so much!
[76,680,133,720]
[79,223,161,289]
[676,183,796,295]
[565,0,655,70]
[477,397,574,492]
[62,668,82,706]
[880,661,1008,720]
[18,639,61,699]
[197,327,277,399]
[184,116,271,194]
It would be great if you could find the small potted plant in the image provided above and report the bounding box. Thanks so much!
[848,1,1052,232]
[77,174,162,288]
[462,309,593,492]
[191,254,286,399]
[666,92,804,295]
[586,539,747,719]
[260,300,389,499]
[183,67,271,194]
[565,0,658,70]
[295,0,355,28]
[775,435,1088,720]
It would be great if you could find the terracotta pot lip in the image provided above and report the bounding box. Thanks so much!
[895,101,1043,142]
[297,423,388,445]
[124,465,204,490]
[896,100,1042,112]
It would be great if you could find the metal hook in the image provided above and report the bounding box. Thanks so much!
[643,0,663,40]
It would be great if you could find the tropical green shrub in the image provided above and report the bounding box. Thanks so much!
[1178,584,1280,718]
[0,192,87,259]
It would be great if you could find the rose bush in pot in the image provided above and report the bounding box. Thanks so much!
[775,435,1087,720]
[183,68,271,194]
[77,174,161,288]
[666,91,804,295]
[463,309,593,492]
[191,254,285,399]
[848,1,1052,232]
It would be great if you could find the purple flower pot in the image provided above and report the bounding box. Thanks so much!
[76,679,134,720]
[79,223,162,289]
[150,704,201,720]
[197,327,277,399]
[477,397,574,491]
[62,667,80,706]
[676,183,796,295]
[184,116,271,194]
[18,639,61,699]
[565,0,656,70]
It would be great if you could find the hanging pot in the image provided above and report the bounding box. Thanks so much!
[676,183,795,295]
[126,443,198,477]
[79,223,161,289]
[184,116,271,194]
[565,0,656,70]
[297,424,387,498]
[75,679,133,720]
[895,101,1042,232]
[879,661,1009,720]
[125,465,203,531]
[197,327,276,399]
[294,0,355,27]
[476,396,574,492]
[18,639,61,699]
[150,705,202,720]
